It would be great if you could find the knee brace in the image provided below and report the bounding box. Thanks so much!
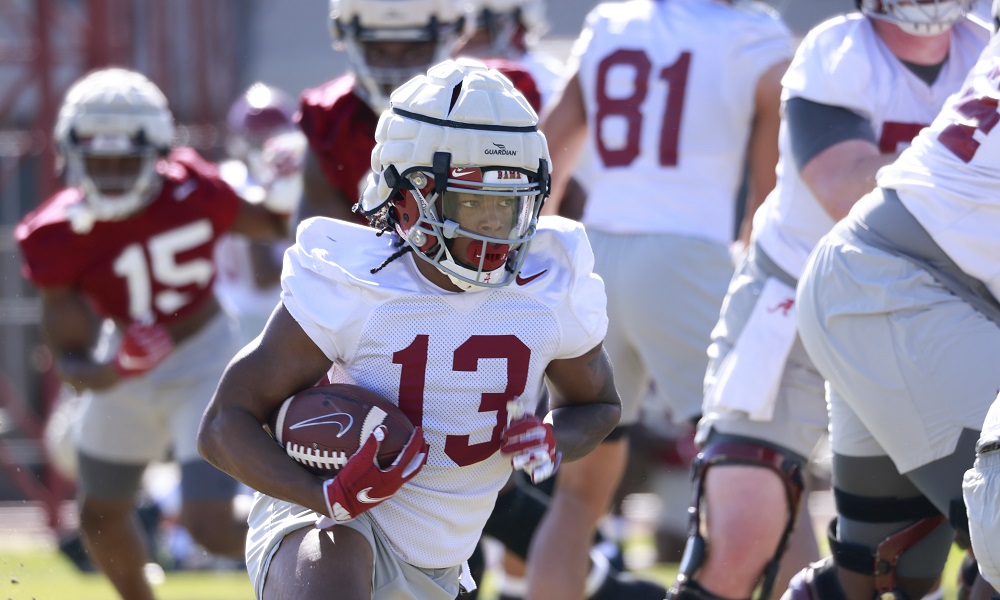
[826,515,946,599]
[675,439,805,600]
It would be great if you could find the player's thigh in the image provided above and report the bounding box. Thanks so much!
[800,234,1000,473]
[552,437,628,521]
[159,314,242,463]
[76,378,170,464]
[623,234,732,424]
[263,525,374,600]
[700,338,827,460]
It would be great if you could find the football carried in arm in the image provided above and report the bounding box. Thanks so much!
[268,383,414,476]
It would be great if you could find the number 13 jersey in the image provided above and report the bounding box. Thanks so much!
[573,0,793,240]
[280,216,608,568]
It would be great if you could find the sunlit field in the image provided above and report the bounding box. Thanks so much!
[0,538,968,600]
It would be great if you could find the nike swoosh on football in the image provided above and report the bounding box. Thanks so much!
[451,169,475,177]
[357,487,392,504]
[516,269,547,285]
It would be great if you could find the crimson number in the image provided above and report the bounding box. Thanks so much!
[879,121,926,153]
[595,49,691,167]
[937,90,1000,163]
[393,334,530,467]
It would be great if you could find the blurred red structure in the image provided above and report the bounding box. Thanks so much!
[0,0,240,533]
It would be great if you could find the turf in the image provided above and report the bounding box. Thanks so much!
[0,544,967,599]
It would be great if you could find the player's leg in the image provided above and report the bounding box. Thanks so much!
[525,436,628,600]
[795,222,1000,599]
[680,243,826,599]
[77,453,156,600]
[262,525,374,600]
[172,312,248,557]
[481,472,667,600]
[76,377,170,600]
[178,460,245,556]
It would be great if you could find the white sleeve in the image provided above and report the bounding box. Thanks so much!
[279,218,364,362]
[728,10,794,102]
[551,220,609,359]
[781,18,875,117]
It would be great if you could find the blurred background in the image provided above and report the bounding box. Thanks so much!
[0,0,854,550]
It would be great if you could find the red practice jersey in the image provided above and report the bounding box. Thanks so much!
[17,148,243,325]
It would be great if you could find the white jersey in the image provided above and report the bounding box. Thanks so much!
[573,0,792,239]
[877,34,1000,304]
[277,216,608,568]
[520,49,564,109]
[754,14,989,279]
[213,159,285,320]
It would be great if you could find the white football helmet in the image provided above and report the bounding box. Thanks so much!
[54,68,173,223]
[858,0,973,35]
[358,58,550,290]
[463,0,548,58]
[329,0,467,113]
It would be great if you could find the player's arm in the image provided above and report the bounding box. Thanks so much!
[249,241,283,289]
[543,342,621,461]
[228,195,291,241]
[789,97,900,221]
[736,59,788,247]
[538,69,588,217]
[198,304,334,515]
[39,286,119,391]
[293,147,357,225]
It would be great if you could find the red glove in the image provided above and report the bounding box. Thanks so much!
[501,414,561,484]
[320,425,428,525]
[112,322,174,377]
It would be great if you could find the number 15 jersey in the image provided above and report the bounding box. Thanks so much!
[280,216,608,568]
[573,0,793,240]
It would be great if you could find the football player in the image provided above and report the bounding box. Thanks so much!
[456,0,561,105]
[15,68,292,600]
[534,2,794,598]
[793,1,1000,597]
[197,59,622,600]
[685,1,988,599]
[294,0,467,225]
[215,82,303,346]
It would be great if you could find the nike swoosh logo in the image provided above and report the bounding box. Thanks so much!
[357,487,392,504]
[516,269,547,286]
[290,413,354,438]
[451,168,475,177]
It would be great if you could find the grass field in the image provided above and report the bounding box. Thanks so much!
[0,545,969,600]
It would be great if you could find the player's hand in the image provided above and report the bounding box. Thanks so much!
[319,425,428,526]
[260,131,306,215]
[501,413,561,484]
[112,321,174,377]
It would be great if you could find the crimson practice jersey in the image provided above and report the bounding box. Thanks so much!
[298,65,542,226]
[17,148,242,325]
[273,215,607,568]
[877,33,1000,305]
[572,0,793,240]
[298,74,379,226]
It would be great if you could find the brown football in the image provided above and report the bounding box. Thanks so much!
[268,383,414,476]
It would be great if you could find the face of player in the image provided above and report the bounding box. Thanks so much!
[82,154,145,196]
[362,40,437,70]
[445,190,518,270]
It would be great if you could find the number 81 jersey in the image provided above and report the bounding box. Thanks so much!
[572,0,793,241]
[17,148,242,324]
[280,216,608,569]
